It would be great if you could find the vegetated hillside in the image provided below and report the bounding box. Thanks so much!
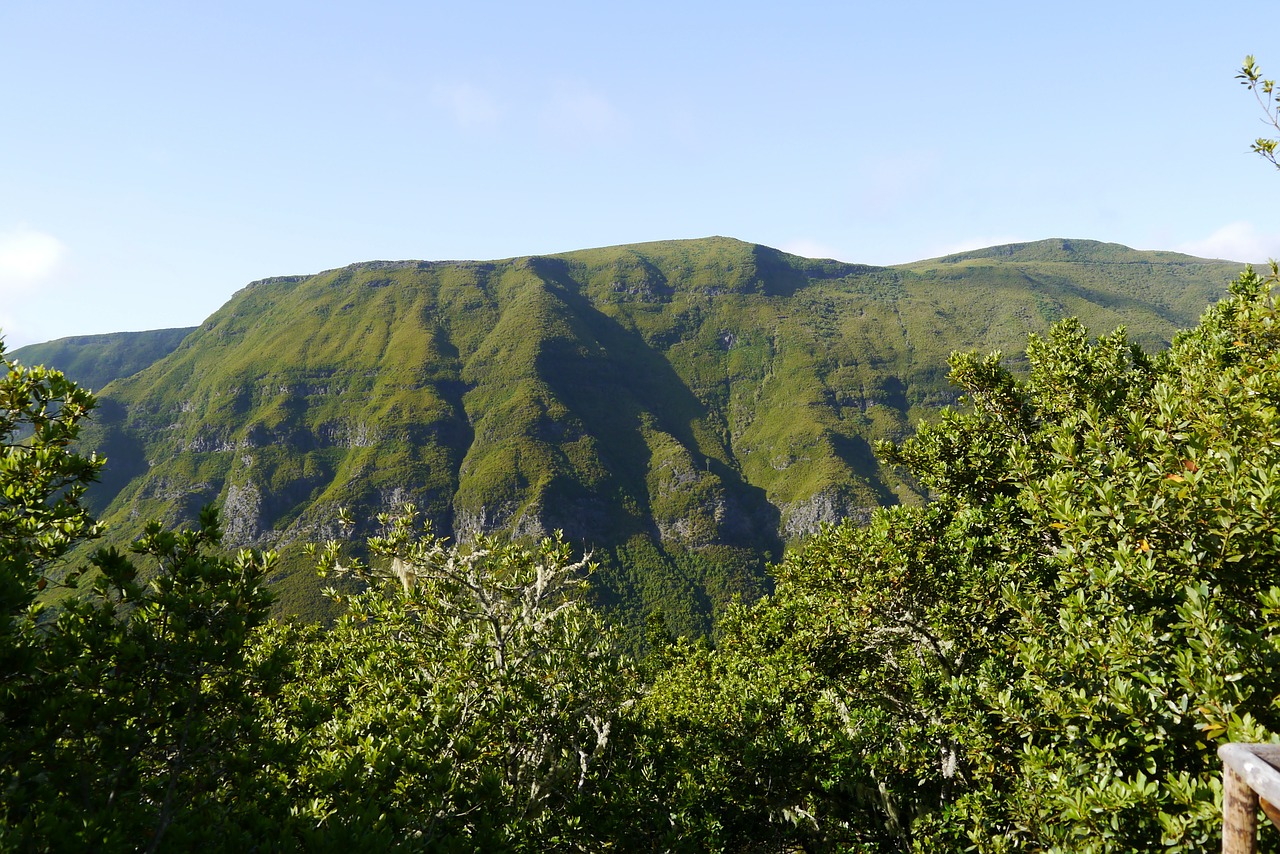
[69,236,1241,635]
[904,238,1232,341]
[10,327,195,393]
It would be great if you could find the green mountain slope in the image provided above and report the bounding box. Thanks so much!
[9,328,195,393]
[64,237,1241,634]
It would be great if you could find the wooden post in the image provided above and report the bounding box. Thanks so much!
[1220,744,1280,851]
[1223,763,1259,854]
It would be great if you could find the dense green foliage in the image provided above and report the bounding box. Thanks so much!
[52,237,1238,635]
[0,345,281,850]
[250,512,630,848]
[3,262,1278,850]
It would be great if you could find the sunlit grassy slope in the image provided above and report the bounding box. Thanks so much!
[39,237,1242,635]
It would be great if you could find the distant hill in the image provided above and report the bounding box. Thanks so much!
[922,237,1209,265]
[10,328,196,393]
[30,237,1242,636]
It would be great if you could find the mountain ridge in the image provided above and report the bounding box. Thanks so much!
[13,236,1247,635]
[915,237,1218,265]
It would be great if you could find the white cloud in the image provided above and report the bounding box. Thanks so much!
[541,81,625,143]
[1177,221,1280,264]
[778,238,849,261]
[431,82,501,129]
[0,226,66,295]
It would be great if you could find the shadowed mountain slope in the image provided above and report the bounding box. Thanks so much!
[10,328,195,393]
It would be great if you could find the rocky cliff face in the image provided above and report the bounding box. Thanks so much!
[222,481,263,545]
[781,489,876,539]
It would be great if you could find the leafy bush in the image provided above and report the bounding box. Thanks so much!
[252,508,633,849]
[1,341,282,850]
[629,267,1280,851]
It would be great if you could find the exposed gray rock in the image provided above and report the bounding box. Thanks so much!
[453,502,546,544]
[781,489,873,538]
[187,432,236,452]
[318,420,379,448]
[222,481,263,546]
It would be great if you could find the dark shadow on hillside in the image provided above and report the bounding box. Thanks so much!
[828,432,899,508]
[752,244,886,297]
[751,245,811,298]
[872,376,910,412]
[528,257,784,556]
[83,397,150,516]
[1027,271,1186,328]
[423,329,474,537]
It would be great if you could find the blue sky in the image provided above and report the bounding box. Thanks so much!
[2,1,1276,347]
